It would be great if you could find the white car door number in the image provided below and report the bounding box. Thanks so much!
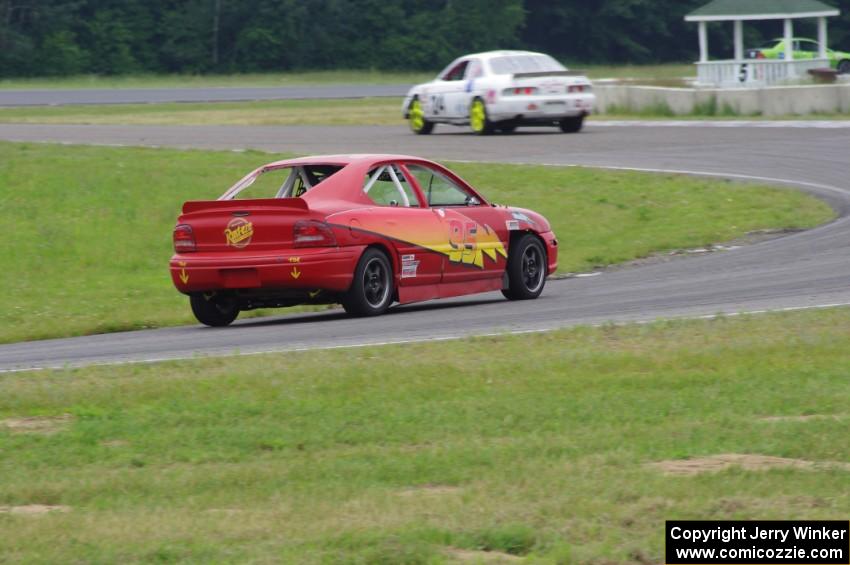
[429,94,446,116]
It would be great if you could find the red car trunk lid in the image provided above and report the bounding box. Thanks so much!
[179,198,311,253]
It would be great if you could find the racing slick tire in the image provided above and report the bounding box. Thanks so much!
[470,98,495,135]
[408,97,434,135]
[502,234,547,301]
[342,248,395,316]
[559,115,585,133]
[190,292,239,327]
[838,60,850,75]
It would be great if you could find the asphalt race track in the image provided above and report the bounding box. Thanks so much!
[1,121,849,371]
[0,84,409,107]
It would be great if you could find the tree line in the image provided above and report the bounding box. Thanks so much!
[1,0,848,77]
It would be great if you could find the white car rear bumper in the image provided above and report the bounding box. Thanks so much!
[488,94,595,122]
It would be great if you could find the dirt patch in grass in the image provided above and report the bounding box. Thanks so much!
[0,414,73,434]
[445,547,524,562]
[651,454,850,475]
[397,484,463,497]
[759,414,845,423]
[99,439,130,447]
[0,505,70,515]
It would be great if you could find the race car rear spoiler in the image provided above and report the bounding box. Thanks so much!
[512,70,584,79]
[182,197,309,215]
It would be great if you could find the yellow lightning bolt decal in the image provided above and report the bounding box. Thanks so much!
[430,223,507,268]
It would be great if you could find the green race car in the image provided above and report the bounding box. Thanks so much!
[747,38,850,74]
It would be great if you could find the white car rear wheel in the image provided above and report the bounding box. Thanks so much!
[559,115,585,133]
[470,98,495,135]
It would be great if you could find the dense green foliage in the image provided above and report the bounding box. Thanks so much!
[1,0,848,77]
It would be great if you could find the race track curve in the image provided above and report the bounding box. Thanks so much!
[1,121,849,371]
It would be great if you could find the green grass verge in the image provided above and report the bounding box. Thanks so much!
[573,63,694,81]
[1,308,849,563]
[0,142,832,343]
[0,97,405,126]
[0,65,693,90]
[0,70,434,90]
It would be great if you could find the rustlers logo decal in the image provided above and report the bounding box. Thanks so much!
[224,218,253,248]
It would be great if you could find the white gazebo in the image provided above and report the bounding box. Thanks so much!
[685,0,840,87]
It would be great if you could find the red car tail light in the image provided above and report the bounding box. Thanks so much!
[173,224,196,252]
[757,52,766,59]
[505,87,539,96]
[293,220,337,248]
[568,85,585,93]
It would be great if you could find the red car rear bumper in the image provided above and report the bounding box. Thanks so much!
[169,246,362,294]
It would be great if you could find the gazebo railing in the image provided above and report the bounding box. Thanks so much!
[696,58,830,87]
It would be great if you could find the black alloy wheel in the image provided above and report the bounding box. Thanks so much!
[190,292,240,327]
[342,248,394,316]
[502,234,547,300]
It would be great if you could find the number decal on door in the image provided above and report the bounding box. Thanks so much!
[448,220,477,264]
[429,94,445,115]
[446,219,507,268]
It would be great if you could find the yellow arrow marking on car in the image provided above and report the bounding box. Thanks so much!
[291,267,301,280]
[308,289,321,298]
[178,261,189,284]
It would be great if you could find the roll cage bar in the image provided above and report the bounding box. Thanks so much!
[363,165,412,207]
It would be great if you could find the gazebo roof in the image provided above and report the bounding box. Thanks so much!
[685,0,839,22]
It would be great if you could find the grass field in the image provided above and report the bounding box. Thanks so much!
[1,307,849,562]
[0,141,832,343]
[573,63,694,81]
[0,97,403,127]
[0,70,434,90]
[0,65,694,90]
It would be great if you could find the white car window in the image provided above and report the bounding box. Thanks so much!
[488,54,565,75]
[465,59,484,79]
[441,60,469,81]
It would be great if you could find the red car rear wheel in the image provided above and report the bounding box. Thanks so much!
[342,248,394,316]
[190,292,239,327]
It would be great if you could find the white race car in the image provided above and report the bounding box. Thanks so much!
[402,50,595,135]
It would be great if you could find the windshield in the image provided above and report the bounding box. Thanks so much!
[488,54,566,75]
[222,164,343,200]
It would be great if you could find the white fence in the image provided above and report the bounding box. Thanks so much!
[696,59,830,87]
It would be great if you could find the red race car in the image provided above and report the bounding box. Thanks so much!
[170,154,558,326]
